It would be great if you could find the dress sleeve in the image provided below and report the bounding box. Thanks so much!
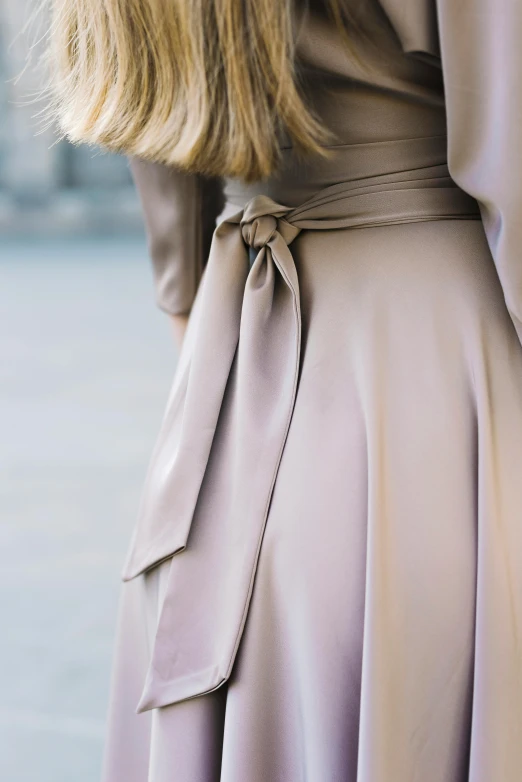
[130,158,225,316]
[435,0,522,343]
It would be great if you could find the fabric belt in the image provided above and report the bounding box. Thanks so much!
[121,169,481,711]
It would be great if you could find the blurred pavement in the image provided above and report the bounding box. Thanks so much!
[0,239,177,782]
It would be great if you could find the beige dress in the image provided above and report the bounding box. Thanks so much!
[102,0,522,779]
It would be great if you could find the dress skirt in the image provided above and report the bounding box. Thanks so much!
[102,215,522,781]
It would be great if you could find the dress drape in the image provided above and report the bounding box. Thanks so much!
[103,0,522,779]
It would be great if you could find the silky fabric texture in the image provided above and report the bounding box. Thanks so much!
[121,173,482,714]
[103,0,522,780]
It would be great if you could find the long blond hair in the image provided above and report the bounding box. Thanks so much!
[47,0,356,181]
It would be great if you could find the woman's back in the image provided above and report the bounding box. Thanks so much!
[226,0,447,204]
[52,1,522,780]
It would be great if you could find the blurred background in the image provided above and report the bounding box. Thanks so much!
[0,3,177,780]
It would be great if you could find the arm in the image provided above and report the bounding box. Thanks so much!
[130,158,224,347]
[436,0,522,344]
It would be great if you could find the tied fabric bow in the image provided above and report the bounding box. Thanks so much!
[122,194,306,710]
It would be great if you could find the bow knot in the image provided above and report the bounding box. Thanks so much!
[240,195,300,253]
[241,214,278,249]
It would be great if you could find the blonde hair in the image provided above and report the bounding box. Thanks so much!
[47,0,356,181]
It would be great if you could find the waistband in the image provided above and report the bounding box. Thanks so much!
[121,174,481,712]
[223,136,454,208]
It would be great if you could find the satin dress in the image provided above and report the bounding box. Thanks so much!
[102,0,522,779]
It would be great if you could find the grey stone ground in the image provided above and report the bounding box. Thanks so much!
[0,239,178,782]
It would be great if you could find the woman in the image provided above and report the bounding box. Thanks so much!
[49,0,522,779]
